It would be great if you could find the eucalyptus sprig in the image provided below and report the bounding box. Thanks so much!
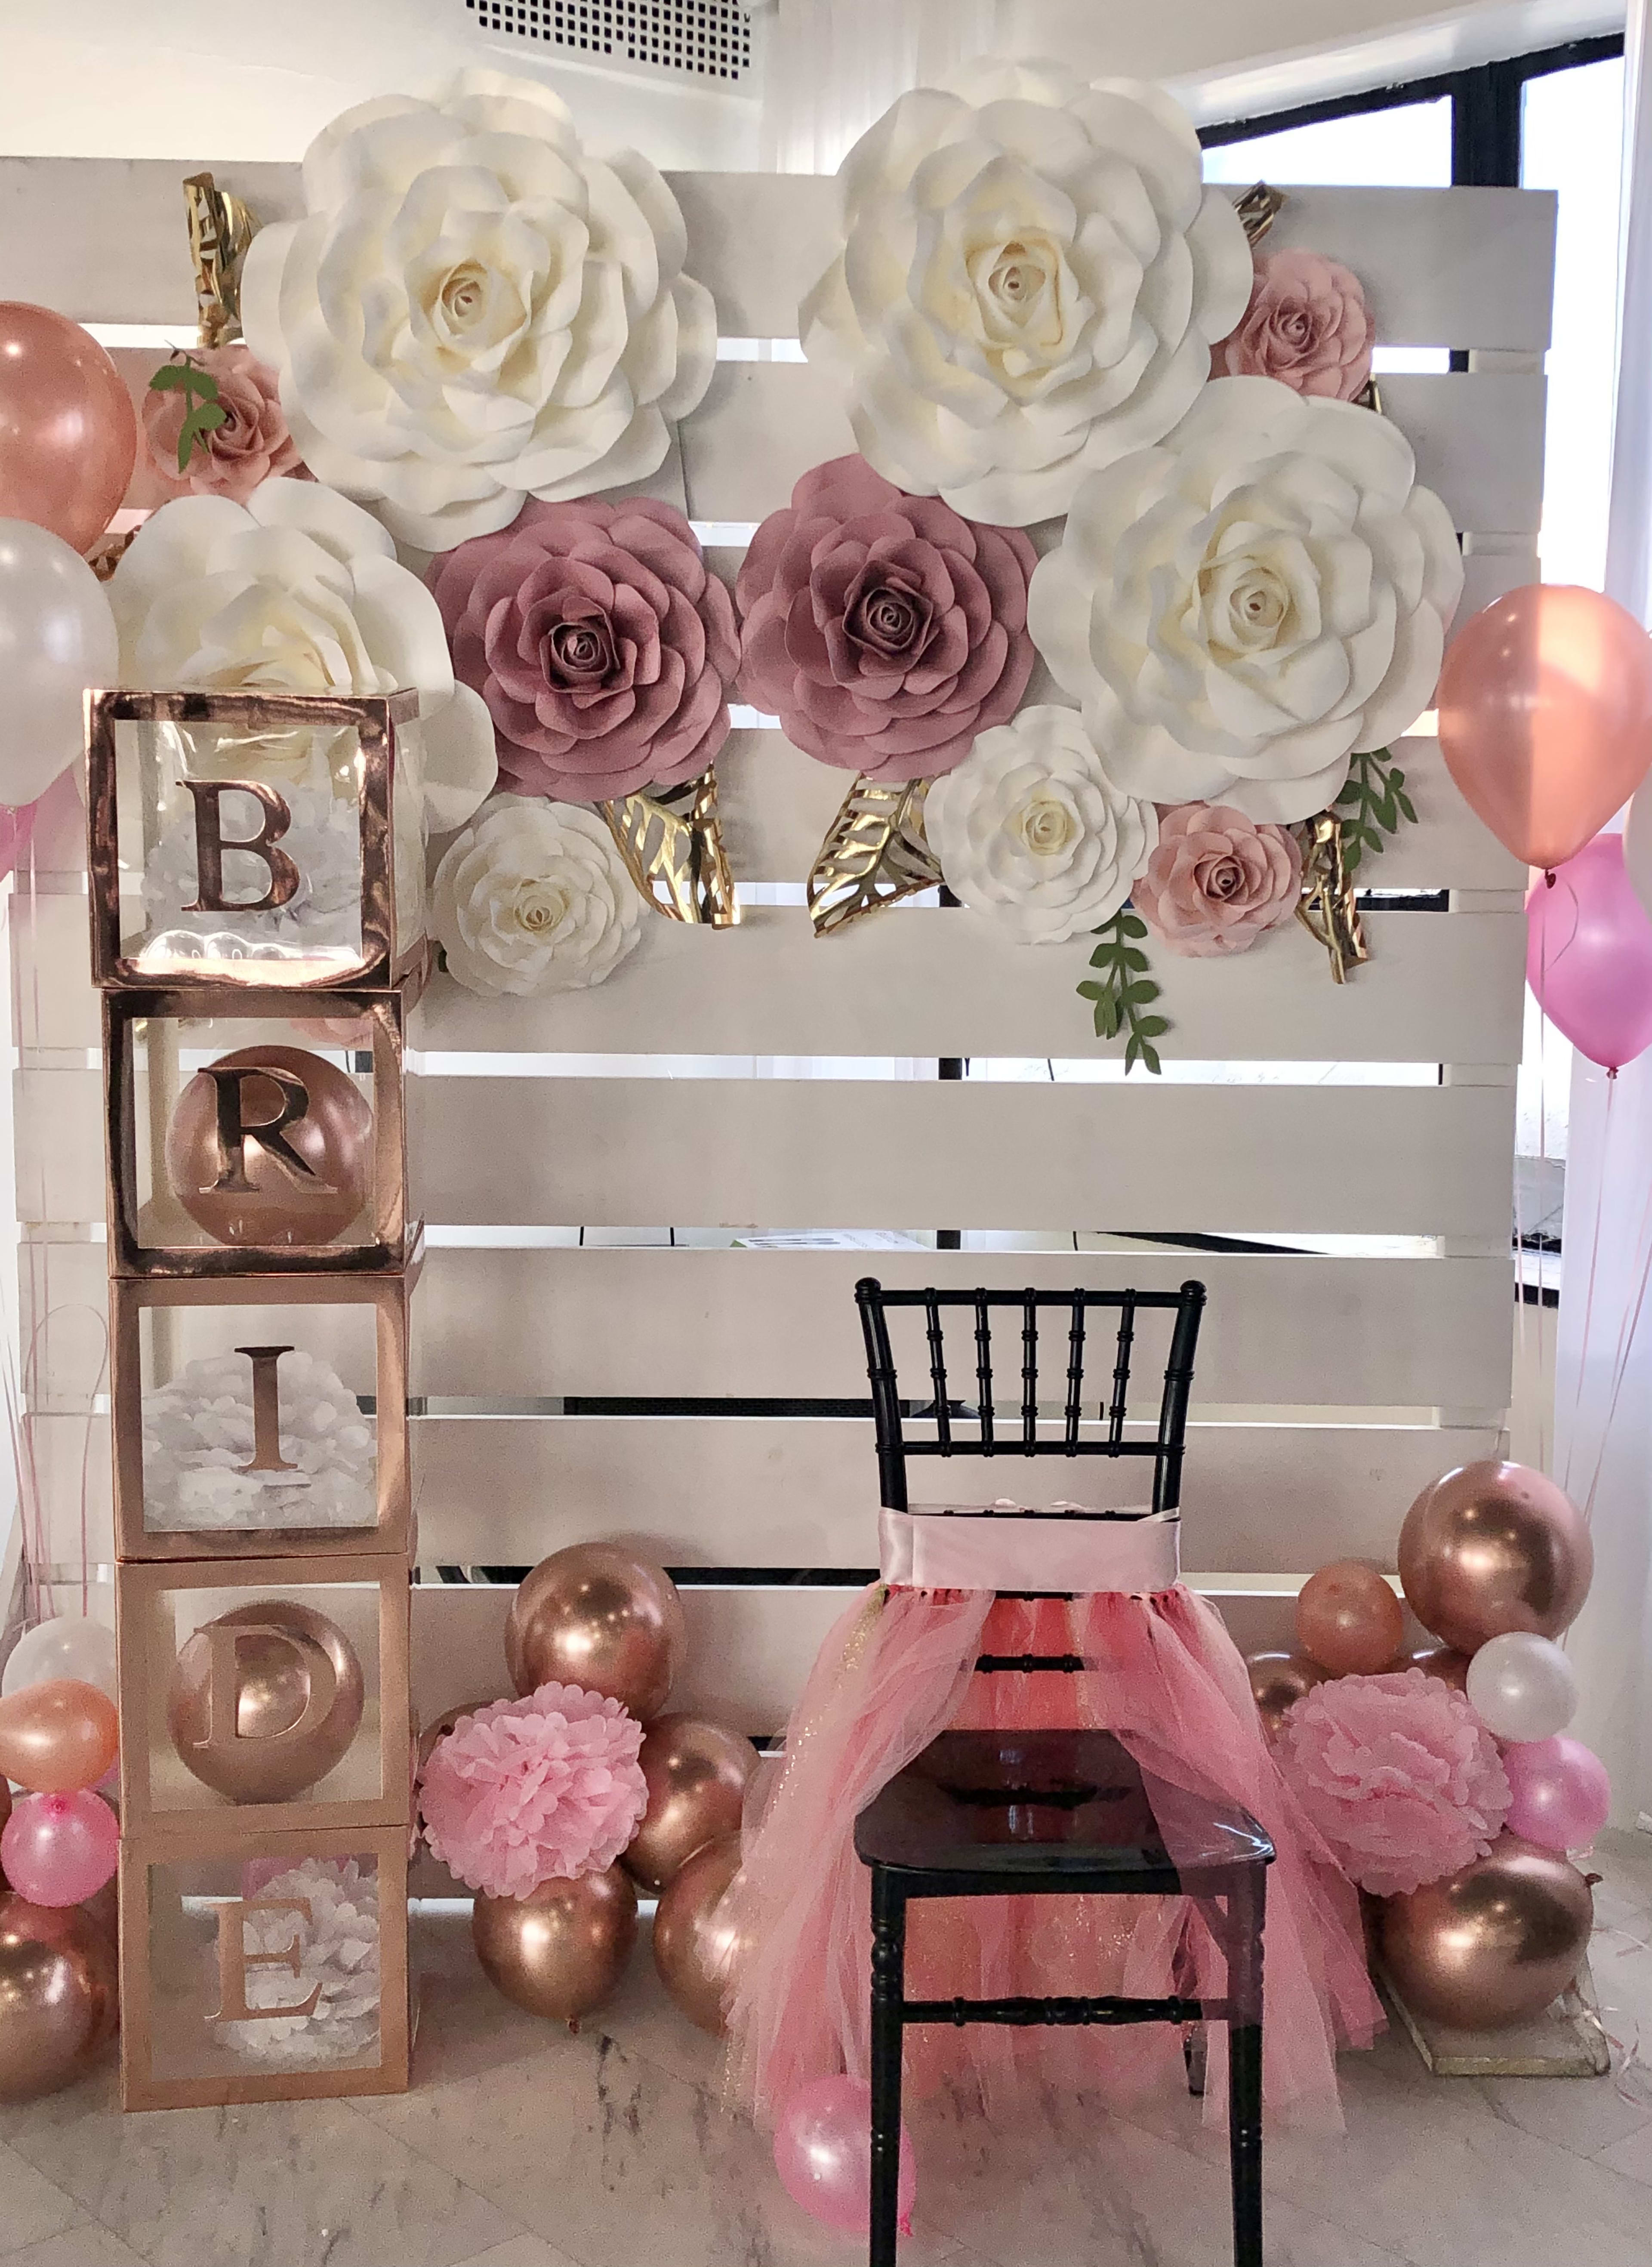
[147,355,228,472]
[1077,906,1168,1076]
[1332,745,1416,876]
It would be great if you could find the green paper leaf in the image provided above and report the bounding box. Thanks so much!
[1074,908,1168,1075]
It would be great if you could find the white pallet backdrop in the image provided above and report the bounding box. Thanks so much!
[0,160,1553,1730]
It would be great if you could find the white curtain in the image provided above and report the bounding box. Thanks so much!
[759,0,999,173]
[1556,0,1652,1830]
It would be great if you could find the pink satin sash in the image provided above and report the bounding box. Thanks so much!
[878,1503,1179,1594]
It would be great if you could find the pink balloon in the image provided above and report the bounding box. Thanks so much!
[0,1791,119,1906]
[1526,833,1652,1071]
[1438,585,1652,871]
[1504,1735,1612,1851]
[773,2075,916,2237]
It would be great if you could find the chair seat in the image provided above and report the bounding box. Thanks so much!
[853,1730,1273,1891]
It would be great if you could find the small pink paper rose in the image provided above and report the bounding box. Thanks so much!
[431,498,738,803]
[1213,249,1374,402]
[1133,803,1302,957]
[142,345,302,501]
[735,455,1036,783]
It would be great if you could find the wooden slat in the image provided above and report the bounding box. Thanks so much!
[407,1247,1513,1410]
[409,1076,1514,1239]
[680,361,1544,534]
[716,732,1525,897]
[412,906,1524,1064]
[0,166,1554,354]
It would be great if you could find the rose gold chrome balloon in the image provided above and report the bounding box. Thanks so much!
[651,1832,749,2035]
[1295,1561,1404,1676]
[1245,1651,1330,1743]
[1379,1833,1593,2029]
[505,1545,686,1718]
[623,1714,755,1893]
[1399,1461,1593,1656]
[164,1045,373,1248]
[166,1599,364,1802]
[415,1698,498,1777]
[472,1865,637,2025]
[1409,1646,1472,1694]
[0,1781,9,1886]
[0,1891,119,2101]
[0,1678,117,1793]
[0,303,138,555]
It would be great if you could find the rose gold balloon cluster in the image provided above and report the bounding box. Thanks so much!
[1245,1459,1597,2032]
[420,1542,758,2035]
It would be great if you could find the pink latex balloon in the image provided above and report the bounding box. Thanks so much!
[773,2075,915,2237]
[0,1791,119,1906]
[0,304,137,554]
[1503,1735,1612,1851]
[1526,834,1652,1071]
[1438,585,1652,872]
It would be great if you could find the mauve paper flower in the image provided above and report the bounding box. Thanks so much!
[1214,250,1374,403]
[735,455,1036,783]
[1274,1668,1511,1898]
[1134,803,1302,958]
[431,498,738,802]
[418,1684,647,1899]
[143,345,303,502]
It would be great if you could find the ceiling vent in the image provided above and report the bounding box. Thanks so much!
[465,0,757,86]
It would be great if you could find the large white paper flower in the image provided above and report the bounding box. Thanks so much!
[108,480,496,832]
[924,705,1157,942]
[1028,377,1464,822]
[241,70,717,549]
[800,60,1253,526]
[432,794,642,996]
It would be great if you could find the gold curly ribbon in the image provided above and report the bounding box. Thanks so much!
[601,767,738,925]
[808,775,942,936]
[183,172,257,348]
[1234,181,1286,248]
[1297,811,1370,984]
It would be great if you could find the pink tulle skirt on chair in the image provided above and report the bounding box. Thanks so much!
[724,1581,1379,2131]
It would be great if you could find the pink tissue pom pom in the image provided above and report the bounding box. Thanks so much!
[1275,1667,1511,1897]
[418,1684,647,1900]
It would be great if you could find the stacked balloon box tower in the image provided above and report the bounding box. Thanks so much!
[87,687,420,2108]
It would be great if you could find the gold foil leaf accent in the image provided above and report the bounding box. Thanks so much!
[601,767,737,926]
[88,527,137,583]
[1234,182,1286,248]
[1296,811,1371,985]
[1356,375,1385,416]
[184,172,257,349]
[807,775,941,936]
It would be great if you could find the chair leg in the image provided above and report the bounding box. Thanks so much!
[1225,1866,1266,2267]
[869,1866,908,2267]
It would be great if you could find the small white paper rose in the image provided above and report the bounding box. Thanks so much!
[219,1858,381,2066]
[433,794,642,996]
[242,70,717,549]
[801,60,1253,525]
[1028,376,1464,823]
[924,705,1157,943]
[108,480,496,830]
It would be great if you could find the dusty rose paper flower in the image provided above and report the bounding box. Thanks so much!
[431,499,738,802]
[418,1684,647,1899]
[142,345,302,501]
[1214,250,1374,403]
[1274,1669,1511,1898]
[735,455,1036,783]
[1134,803,1302,958]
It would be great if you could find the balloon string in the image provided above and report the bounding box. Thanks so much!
[1538,909,1551,1477]
[1563,1071,1611,1500]
[1582,1181,1652,1522]
[18,1301,110,1623]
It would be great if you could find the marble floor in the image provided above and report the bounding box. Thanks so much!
[6,1832,1652,2267]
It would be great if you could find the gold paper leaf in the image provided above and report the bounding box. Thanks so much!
[184,172,257,349]
[1296,811,1370,985]
[1234,182,1286,248]
[601,767,738,926]
[807,775,941,936]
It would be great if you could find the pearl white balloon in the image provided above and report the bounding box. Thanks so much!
[1,1615,118,1702]
[1466,1631,1579,1743]
[0,519,118,806]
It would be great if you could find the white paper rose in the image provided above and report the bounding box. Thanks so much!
[241,70,717,549]
[800,60,1253,526]
[433,794,642,996]
[108,480,496,831]
[1028,376,1464,823]
[924,705,1157,943]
